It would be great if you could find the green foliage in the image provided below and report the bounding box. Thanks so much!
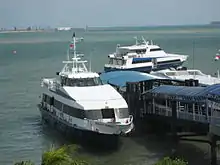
[14,160,35,165]
[13,144,90,165]
[155,157,188,165]
[14,145,189,165]
[41,144,89,165]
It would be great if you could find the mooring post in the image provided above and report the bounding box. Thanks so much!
[210,134,217,165]
[171,100,178,159]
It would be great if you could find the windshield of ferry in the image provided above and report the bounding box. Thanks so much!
[62,77,103,87]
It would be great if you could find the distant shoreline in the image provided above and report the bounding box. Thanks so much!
[0,24,219,34]
[0,30,50,34]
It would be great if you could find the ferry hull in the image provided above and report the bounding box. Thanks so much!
[38,105,119,149]
[104,61,184,73]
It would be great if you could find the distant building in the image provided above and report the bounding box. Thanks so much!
[55,27,72,31]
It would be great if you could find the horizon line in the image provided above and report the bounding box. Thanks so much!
[1,22,218,30]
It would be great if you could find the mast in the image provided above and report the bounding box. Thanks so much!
[216,49,220,79]
[192,40,195,79]
[68,32,77,70]
[72,32,76,59]
[134,36,138,45]
[60,32,87,75]
[141,36,149,45]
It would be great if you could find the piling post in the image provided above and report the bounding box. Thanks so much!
[171,100,178,158]
[210,133,217,165]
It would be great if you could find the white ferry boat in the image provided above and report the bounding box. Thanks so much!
[150,67,220,86]
[38,33,134,147]
[104,36,188,73]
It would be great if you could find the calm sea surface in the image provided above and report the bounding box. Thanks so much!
[0,26,220,165]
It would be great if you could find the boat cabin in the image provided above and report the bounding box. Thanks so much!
[116,45,163,57]
[107,56,127,66]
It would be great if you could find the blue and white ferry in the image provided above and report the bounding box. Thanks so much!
[104,37,188,73]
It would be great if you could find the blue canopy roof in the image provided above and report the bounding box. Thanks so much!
[203,84,220,101]
[147,85,206,97]
[99,71,164,87]
[203,84,220,96]
[146,84,220,102]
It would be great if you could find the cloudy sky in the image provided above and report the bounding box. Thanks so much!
[0,0,219,28]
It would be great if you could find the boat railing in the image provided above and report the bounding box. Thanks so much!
[41,78,61,91]
[49,81,61,91]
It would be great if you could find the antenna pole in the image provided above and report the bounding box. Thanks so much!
[67,49,69,61]
[134,36,138,45]
[217,69,219,79]
[193,40,195,79]
[216,49,220,79]
[73,32,76,58]
[90,51,92,72]
[72,32,77,71]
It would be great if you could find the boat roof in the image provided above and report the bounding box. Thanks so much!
[63,84,127,109]
[119,44,160,50]
[203,84,220,97]
[99,71,165,87]
[147,85,205,97]
[145,84,220,101]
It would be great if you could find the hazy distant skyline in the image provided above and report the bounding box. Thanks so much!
[0,0,219,28]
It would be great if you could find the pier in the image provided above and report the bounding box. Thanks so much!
[100,71,220,164]
[126,81,220,165]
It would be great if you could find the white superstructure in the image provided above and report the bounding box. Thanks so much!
[39,33,133,137]
[150,67,220,86]
[104,36,188,73]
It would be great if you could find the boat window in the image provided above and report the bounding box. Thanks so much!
[108,58,113,64]
[118,49,129,56]
[85,110,102,120]
[157,59,181,64]
[111,58,126,65]
[101,108,115,119]
[42,93,52,104]
[132,58,152,64]
[188,71,195,75]
[61,76,67,86]
[188,71,203,76]
[118,108,129,118]
[176,71,189,76]
[63,77,103,87]
[54,99,62,110]
[129,49,146,54]
[42,93,47,102]
[150,48,162,52]
[166,72,176,76]
[63,103,85,119]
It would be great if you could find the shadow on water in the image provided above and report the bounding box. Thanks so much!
[36,116,220,165]
[131,133,220,165]
[40,120,119,154]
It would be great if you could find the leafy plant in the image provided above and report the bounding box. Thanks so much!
[155,156,188,165]
[41,144,89,165]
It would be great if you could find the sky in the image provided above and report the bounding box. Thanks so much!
[0,0,219,28]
